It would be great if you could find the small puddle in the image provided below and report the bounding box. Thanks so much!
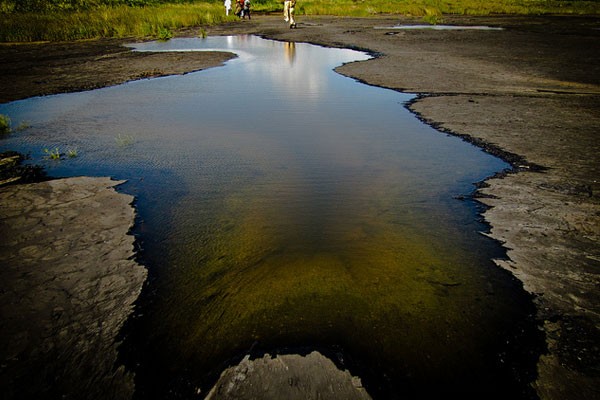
[0,35,539,398]
[375,25,504,30]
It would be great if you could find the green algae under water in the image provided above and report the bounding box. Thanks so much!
[0,36,542,399]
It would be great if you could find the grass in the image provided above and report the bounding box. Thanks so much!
[43,147,61,160]
[253,0,600,16]
[0,1,598,42]
[157,26,173,40]
[41,146,78,159]
[66,148,78,158]
[115,133,135,147]
[0,3,236,42]
[0,114,11,134]
[15,121,31,131]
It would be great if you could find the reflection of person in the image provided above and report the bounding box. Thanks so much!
[284,41,296,65]
[224,0,231,15]
[283,0,296,29]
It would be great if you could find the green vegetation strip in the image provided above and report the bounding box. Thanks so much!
[1,0,599,41]
[0,2,235,41]
[290,0,600,17]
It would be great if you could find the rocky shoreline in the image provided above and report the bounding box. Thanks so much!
[0,14,598,399]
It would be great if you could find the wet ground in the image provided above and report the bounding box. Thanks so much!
[0,14,599,400]
[0,176,146,400]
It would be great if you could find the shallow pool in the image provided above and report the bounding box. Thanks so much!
[0,35,540,399]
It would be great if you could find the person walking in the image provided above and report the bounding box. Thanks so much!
[235,0,243,17]
[242,0,251,19]
[224,0,231,15]
[283,0,296,29]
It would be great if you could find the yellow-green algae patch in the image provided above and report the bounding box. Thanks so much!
[147,175,516,389]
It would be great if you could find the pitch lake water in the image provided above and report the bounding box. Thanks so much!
[0,36,542,398]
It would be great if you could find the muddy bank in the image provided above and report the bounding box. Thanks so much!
[411,95,600,399]
[0,13,598,400]
[0,176,146,399]
[0,39,235,103]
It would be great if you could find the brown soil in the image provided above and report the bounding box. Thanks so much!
[0,13,599,400]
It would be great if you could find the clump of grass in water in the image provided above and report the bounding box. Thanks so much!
[42,146,78,160]
[0,114,11,135]
[0,115,31,134]
[115,134,135,147]
[66,148,78,158]
[43,147,61,160]
[15,121,31,131]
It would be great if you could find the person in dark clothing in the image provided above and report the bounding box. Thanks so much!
[242,0,251,19]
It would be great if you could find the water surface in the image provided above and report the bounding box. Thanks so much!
[374,25,504,30]
[0,35,540,399]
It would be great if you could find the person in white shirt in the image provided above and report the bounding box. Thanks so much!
[283,0,297,29]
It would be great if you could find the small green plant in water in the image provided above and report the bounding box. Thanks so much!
[43,147,61,160]
[115,134,135,147]
[15,121,31,131]
[67,148,78,158]
[0,114,11,134]
[199,28,207,38]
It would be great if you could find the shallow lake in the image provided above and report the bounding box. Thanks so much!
[0,35,541,399]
